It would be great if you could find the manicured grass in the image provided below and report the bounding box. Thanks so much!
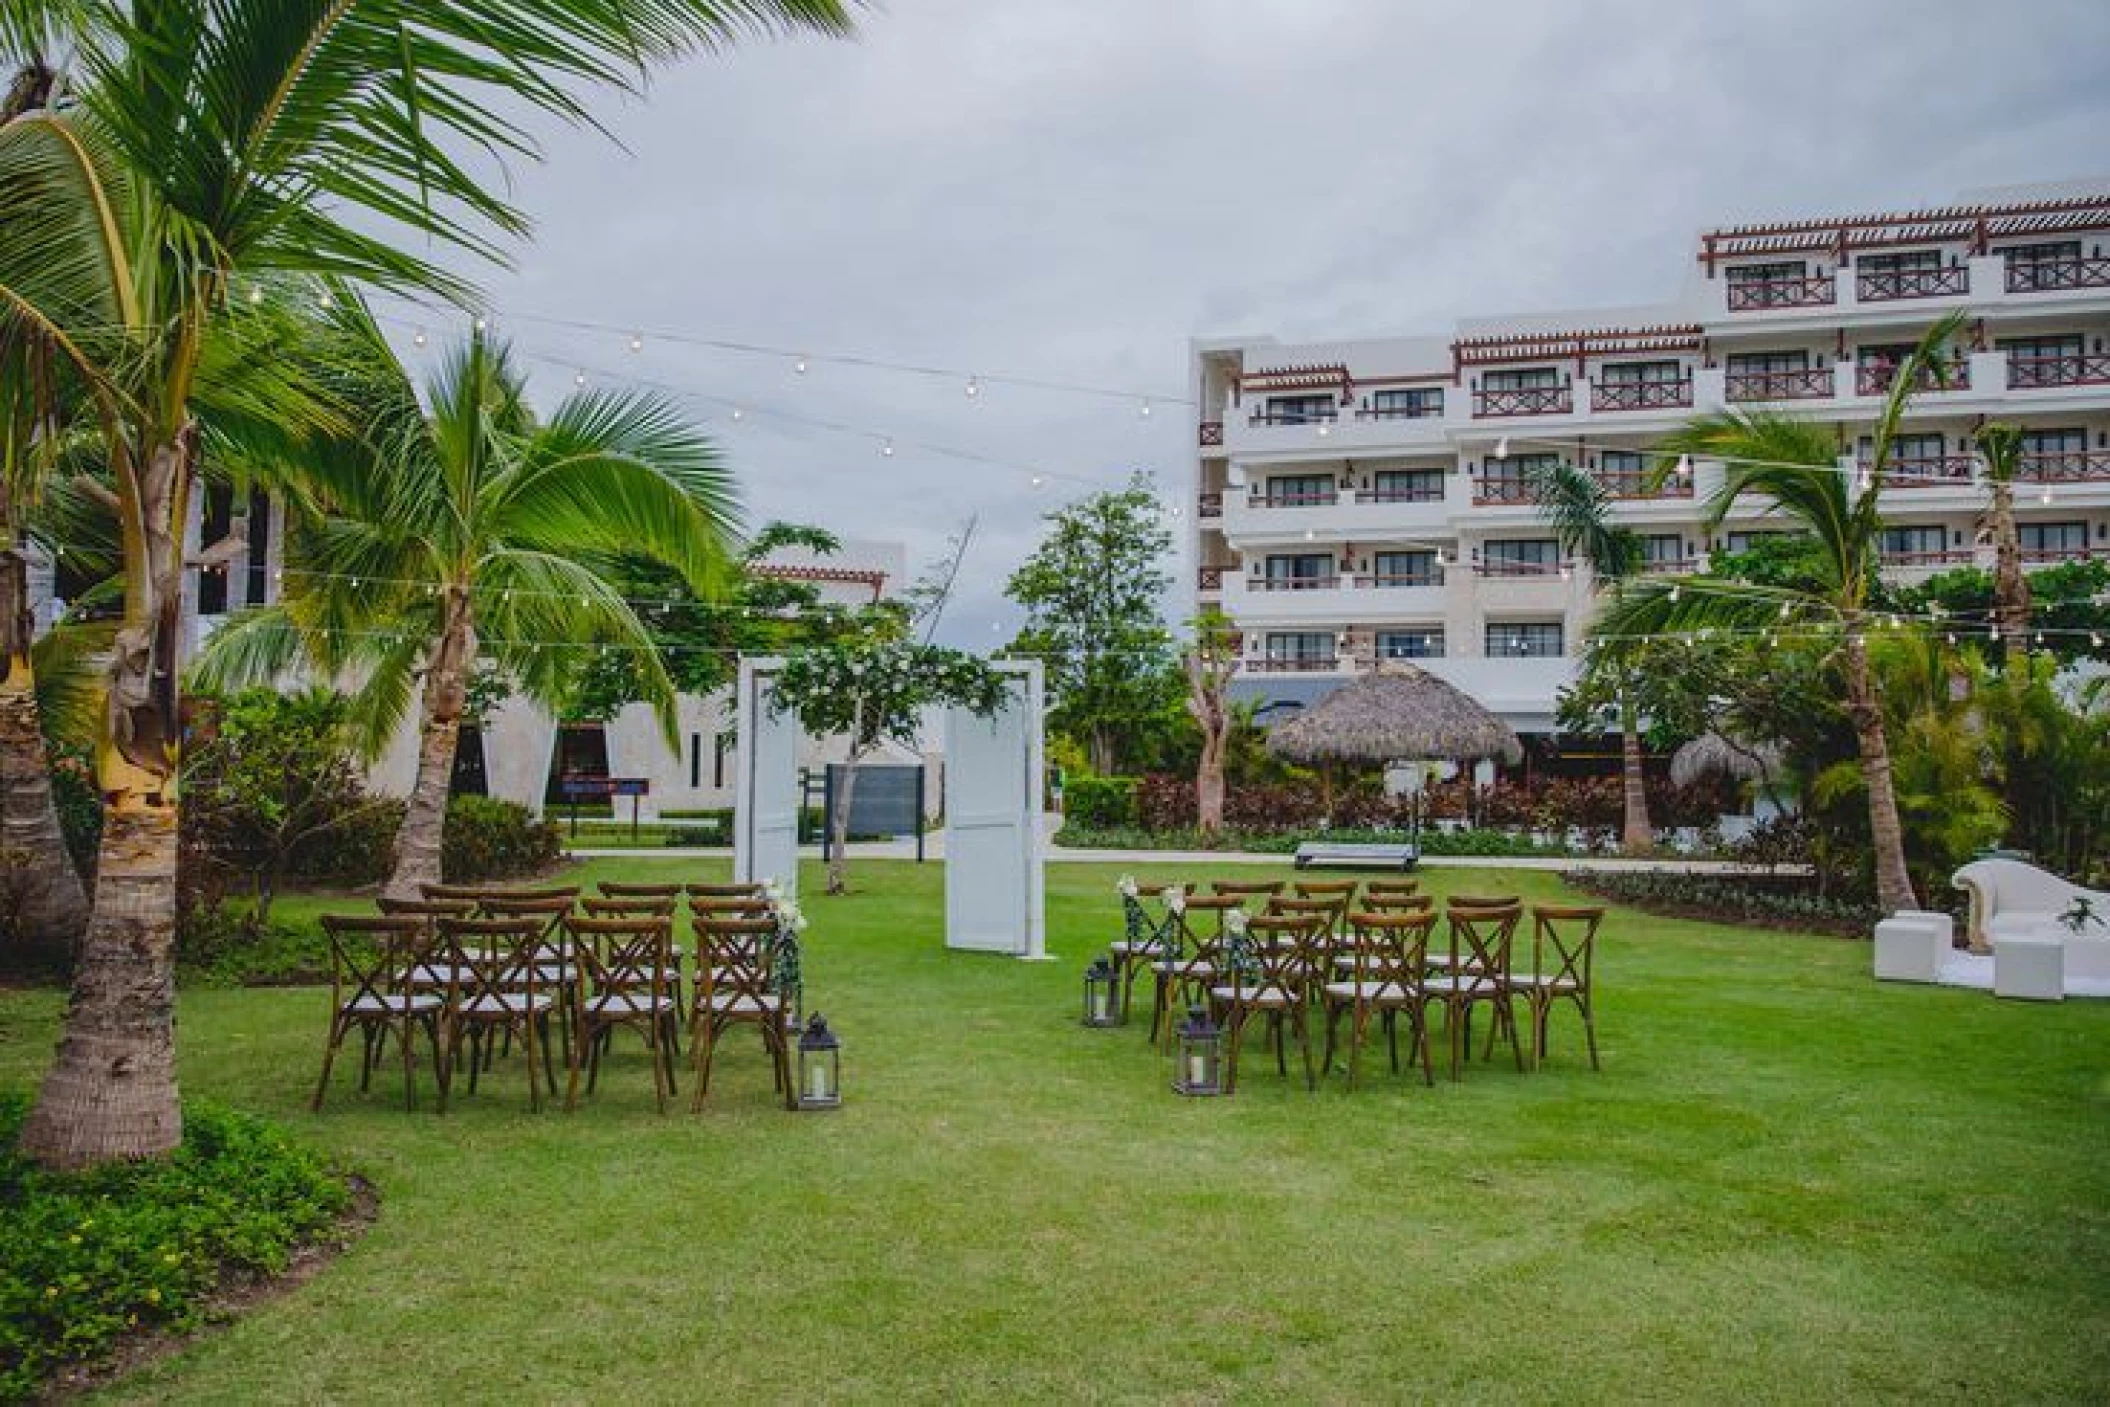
[3,859,2108,1402]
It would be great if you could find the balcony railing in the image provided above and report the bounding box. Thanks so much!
[1880,549,1974,570]
[1355,399,1444,420]
[1472,384,1572,418]
[1473,558,1570,579]
[1593,469,1693,500]
[2005,257,2110,293]
[1857,357,1970,396]
[1248,488,1337,508]
[1197,492,1222,519]
[1640,556,1700,575]
[1252,575,1339,592]
[1856,265,1969,301]
[1470,477,1534,505]
[2021,546,2096,565]
[1246,655,1340,674]
[2007,353,2110,390]
[2020,450,2110,482]
[1198,421,1223,447]
[1363,482,1446,503]
[1197,566,1224,591]
[1590,377,1693,413]
[1726,275,1835,311]
[1367,573,1441,589]
[1248,408,1337,426]
[1725,367,1835,402]
[1870,456,1976,489]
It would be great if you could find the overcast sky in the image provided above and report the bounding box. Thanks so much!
[380,0,2110,647]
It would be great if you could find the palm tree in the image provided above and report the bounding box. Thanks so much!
[198,321,735,901]
[1602,313,1969,915]
[1971,422,2032,658]
[2,0,853,1169]
[1526,460,1652,853]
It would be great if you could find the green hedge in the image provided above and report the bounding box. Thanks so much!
[0,1095,351,1400]
[1052,824,1572,858]
[442,796,562,882]
[1063,776,1139,830]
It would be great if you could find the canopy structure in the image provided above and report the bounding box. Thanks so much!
[1266,663,1524,767]
[1669,731,1783,788]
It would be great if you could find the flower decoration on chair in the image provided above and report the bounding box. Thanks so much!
[1223,909,1261,984]
[1161,886,1186,916]
[771,897,808,1010]
[1116,874,1140,899]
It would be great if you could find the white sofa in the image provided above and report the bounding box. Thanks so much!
[1951,859,2110,982]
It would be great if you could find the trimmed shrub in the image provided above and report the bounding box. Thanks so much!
[441,796,561,882]
[1064,776,1139,829]
[286,797,403,889]
[1563,868,1886,937]
[0,1094,351,1400]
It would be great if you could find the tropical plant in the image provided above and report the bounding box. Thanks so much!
[1602,312,1970,914]
[1526,458,1654,852]
[196,324,735,901]
[770,641,1009,894]
[1182,608,1237,837]
[1970,421,2032,658]
[2,0,853,1169]
[1004,473,1178,774]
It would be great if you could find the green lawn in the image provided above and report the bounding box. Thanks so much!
[3,859,2108,1403]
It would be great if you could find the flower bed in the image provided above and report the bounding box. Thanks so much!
[1562,868,1887,937]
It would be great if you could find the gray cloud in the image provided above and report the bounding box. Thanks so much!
[395,0,2110,643]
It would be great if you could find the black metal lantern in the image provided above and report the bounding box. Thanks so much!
[797,1012,841,1110]
[1172,1005,1225,1097]
[1082,957,1121,1028]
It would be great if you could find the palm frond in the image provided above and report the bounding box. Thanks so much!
[29,612,108,751]
[1525,458,1640,579]
[186,603,309,694]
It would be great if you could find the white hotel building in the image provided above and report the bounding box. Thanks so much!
[1189,185,2110,741]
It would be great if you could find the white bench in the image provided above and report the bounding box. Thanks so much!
[1292,842,1418,872]
[1994,928,2066,1001]
[1952,859,2110,982]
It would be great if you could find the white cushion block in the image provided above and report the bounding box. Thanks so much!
[1873,912,1950,984]
[1992,931,2065,1001]
[2066,938,2110,984]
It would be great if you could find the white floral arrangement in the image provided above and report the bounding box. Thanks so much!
[1224,908,1248,936]
[762,877,786,901]
[774,899,809,934]
[1116,874,1139,899]
[1162,885,1186,915]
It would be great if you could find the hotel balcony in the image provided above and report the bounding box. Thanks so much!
[1856,265,1970,302]
[1197,491,1223,519]
[1593,468,1694,501]
[1871,456,1977,490]
[1725,275,1836,312]
[1220,570,1448,625]
[1219,482,1453,543]
[1590,377,1693,413]
[1472,384,1572,419]
[1240,652,1344,676]
[2007,354,2110,391]
[2005,256,2110,294]
[1725,367,1835,403]
[1857,356,1972,397]
[2020,450,2110,482]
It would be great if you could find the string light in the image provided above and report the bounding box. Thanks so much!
[2039,485,2053,505]
[573,371,587,388]
[1674,454,1693,479]
[1494,437,1510,460]
[880,439,895,458]
[1316,421,1331,438]
[794,357,808,375]
[1140,400,1154,418]
[474,316,488,333]
[628,334,644,353]
[965,375,980,399]
[1668,585,1680,602]
[730,407,743,422]
[413,329,427,348]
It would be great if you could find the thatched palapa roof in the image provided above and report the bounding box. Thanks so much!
[1266,663,1523,767]
[1669,731,1783,788]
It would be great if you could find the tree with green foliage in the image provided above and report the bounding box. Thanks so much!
[1005,473,1177,775]
[770,642,1010,895]
[1605,312,1969,914]
[196,324,735,903]
[3,0,853,1169]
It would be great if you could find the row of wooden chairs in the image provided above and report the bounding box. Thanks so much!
[313,880,802,1113]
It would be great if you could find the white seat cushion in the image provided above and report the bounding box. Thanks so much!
[1321,980,1412,1002]
[1208,984,1296,1006]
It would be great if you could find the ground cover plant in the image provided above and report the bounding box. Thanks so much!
[1,858,2106,1401]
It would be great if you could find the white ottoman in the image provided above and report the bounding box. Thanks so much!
[1992,930,2065,1001]
[1874,911,1952,984]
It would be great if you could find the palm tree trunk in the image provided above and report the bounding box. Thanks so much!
[1843,626,1918,914]
[19,431,194,1168]
[1089,725,1115,778]
[1617,688,1653,855]
[1196,729,1226,837]
[384,591,475,902]
[1,541,89,966]
[1988,477,2030,655]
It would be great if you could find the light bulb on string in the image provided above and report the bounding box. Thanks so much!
[880,439,895,458]
[1316,421,1331,438]
[247,284,264,306]
[965,376,980,399]
[1668,585,1680,602]
[413,329,428,348]
[474,316,488,333]
[730,407,744,422]
[793,356,808,375]
[1674,454,1693,479]
[1029,474,1045,489]
[1494,437,1510,461]
[2093,632,2104,648]
[1139,400,1154,419]
[628,334,644,353]
[2039,485,2053,505]
[573,371,587,389]
[1778,602,1791,620]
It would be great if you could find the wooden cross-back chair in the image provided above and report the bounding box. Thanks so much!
[1447,892,1520,910]
[1109,893,1174,1024]
[692,896,774,919]
[1147,896,1245,1047]
[689,916,794,1110]
[1424,903,1524,1081]
[689,882,769,899]
[1364,879,1420,897]
[1294,879,1359,903]
[1321,910,1437,1089]
[1265,895,1351,984]
[600,882,684,900]
[313,915,447,1112]
[580,895,678,919]
[565,916,680,1112]
[378,895,477,921]
[1210,879,1285,900]
[1361,892,1433,916]
[1512,904,1603,1070]
[1210,913,1324,1092]
[439,916,562,1109]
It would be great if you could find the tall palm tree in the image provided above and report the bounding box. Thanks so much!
[1526,460,1652,853]
[1601,313,1968,915]
[1971,422,2032,658]
[197,320,735,901]
[2,0,853,1169]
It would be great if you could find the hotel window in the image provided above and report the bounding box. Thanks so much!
[1265,631,1335,663]
[1369,387,1442,418]
[2004,240,2086,290]
[1370,468,1443,502]
[1641,533,1686,567]
[1881,525,1946,558]
[2003,240,2081,268]
[1481,538,1560,575]
[1264,394,1334,424]
[1860,249,1944,274]
[1999,334,2084,362]
[1599,360,1683,385]
[1726,261,1808,284]
[1263,553,1333,587]
[1725,350,1810,376]
[1859,342,1917,367]
[1486,622,1564,658]
[1481,451,1555,499]
[1870,432,1946,468]
[1483,367,1560,391]
[2018,522,2088,555]
[2021,427,2086,456]
[1263,472,1333,506]
[1376,629,1444,659]
[1370,551,1438,587]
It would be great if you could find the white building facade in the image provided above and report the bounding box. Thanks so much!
[1190,185,2110,736]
